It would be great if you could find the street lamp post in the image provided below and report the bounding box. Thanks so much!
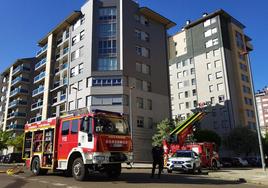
[129,86,135,141]
[246,51,266,171]
[72,86,78,110]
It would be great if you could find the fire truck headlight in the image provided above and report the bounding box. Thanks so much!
[94,156,105,161]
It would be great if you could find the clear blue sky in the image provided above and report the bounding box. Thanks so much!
[0,0,267,91]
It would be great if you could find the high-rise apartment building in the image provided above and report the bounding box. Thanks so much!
[169,10,255,137]
[256,88,268,136]
[0,0,175,161]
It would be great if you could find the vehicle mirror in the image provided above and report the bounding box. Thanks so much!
[88,133,93,142]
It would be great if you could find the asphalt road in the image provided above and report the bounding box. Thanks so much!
[0,168,265,188]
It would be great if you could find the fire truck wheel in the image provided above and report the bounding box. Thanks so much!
[31,157,48,175]
[105,164,121,178]
[72,157,87,181]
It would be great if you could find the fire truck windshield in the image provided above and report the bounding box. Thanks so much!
[94,116,129,135]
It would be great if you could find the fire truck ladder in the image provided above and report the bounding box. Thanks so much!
[170,112,206,136]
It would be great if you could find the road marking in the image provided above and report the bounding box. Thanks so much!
[28,178,39,181]
[52,183,67,186]
[39,180,49,184]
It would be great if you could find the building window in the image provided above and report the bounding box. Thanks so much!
[218,95,225,103]
[178,82,183,89]
[136,97,144,109]
[177,72,182,78]
[78,80,82,91]
[216,71,223,79]
[241,74,249,82]
[92,95,123,106]
[209,85,213,92]
[69,101,75,110]
[86,96,91,106]
[185,91,189,98]
[207,63,212,70]
[212,38,219,45]
[136,46,150,58]
[72,35,79,46]
[92,77,122,87]
[77,98,83,108]
[190,68,195,75]
[208,74,213,81]
[238,52,246,61]
[179,103,185,110]
[183,80,189,87]
[135,29,149,42]
[214,60,221,68]
[71,49,79,61]
[213,48,220,56]
[78,63,83,74]
[235,31,244,49]
[69,84,74,94]
[182,60,188,67]
[70,67,76,77]
[217,83,224,91]
[97,57,118,71]
[192,89,197,96]
[137,116,144,128]
[186,102,190,109]
[80,30,85,40]
[243,85,251,94]
[178,92,183,99]
[183,70,188,77]
[210,97,215,104]
[99,7,117,21]
[99,23,116,38]
[147,99,152,110]
[193,100,198,107]
[191,79,196,85]
[203,17,216,27]
[240,63,247,72]
[99,39,116,55]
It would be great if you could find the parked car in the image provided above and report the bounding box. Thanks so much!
[220,157,232,167]
[231,157,248,167]
[0,155,5,163]
[243,157,261,167]
[3,153,23,163]
[167,150,202,174]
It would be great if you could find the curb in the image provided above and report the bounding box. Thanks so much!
[208,172,268,186]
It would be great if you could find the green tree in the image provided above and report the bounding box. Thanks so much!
[6,134,24,152]
[0,131,11,151]
[193,129,221,147]
[224,127,258,156]
[152,119,175,146]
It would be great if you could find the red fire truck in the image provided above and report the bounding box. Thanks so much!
[22,109,133,181]
[163,110,220,169]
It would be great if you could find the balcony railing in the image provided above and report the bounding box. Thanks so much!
[10,88,28,97]
[7,112,26,119]
[55,63,68,74]
[30,116,42,123]
[6,124,24,130]
[35,58,47,70]
[8,100,27,108]
[36,44,48,56]
[53,94,66,105]
[12,65,30,75]
[53,78,68,89]
[34,72,46,83]
[32,86,44,96]
[11,77,29,85]
[31,100,43,110]
[63,47,69,55]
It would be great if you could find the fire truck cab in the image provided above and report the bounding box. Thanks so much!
[22,109,133,181]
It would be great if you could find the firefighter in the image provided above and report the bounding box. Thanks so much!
[151,144,164,179]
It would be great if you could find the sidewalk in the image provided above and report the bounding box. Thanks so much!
[208,168,268,186]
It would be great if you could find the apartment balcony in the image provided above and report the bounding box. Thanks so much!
[35,58,47,71]
[52,78,68,91]
[7,112,26,119]
[36,44,48,57]
[32,86,44,97]
[11,77,30,86]
[34,72,46,83]
[55,63,68,74]
[56,47,69,60]
[52,94,66,106]
[12,65,30,76]
[6,124,24,131]
[30,116,42,123]
[31,100,43,111]
[10,88,28,97]
[8,100,27,109]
